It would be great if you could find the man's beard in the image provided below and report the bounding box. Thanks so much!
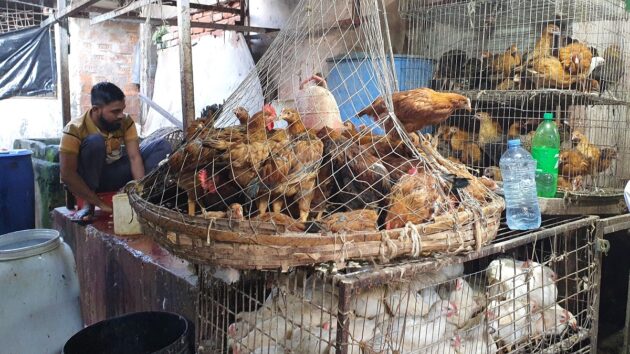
[99,114,122,132]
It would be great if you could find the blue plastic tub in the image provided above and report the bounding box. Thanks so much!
[326,53,434,134]
[0,149,35,234]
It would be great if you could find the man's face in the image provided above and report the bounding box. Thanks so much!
[94,100,126,132]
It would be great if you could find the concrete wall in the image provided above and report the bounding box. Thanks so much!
[68,18,141,121]
[0,97,62,149]
[0,19,140,149]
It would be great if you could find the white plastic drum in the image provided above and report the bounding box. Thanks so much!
[0,229,83,354]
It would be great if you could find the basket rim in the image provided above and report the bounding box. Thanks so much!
[128,180,503,245]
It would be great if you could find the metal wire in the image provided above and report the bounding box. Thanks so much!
[399,0,629,193]
[0,0,49,33]
[196,216,598,353]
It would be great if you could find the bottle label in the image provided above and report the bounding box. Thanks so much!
[531,147,559,173]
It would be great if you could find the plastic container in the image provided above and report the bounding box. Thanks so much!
[500,139,542,230]
[113,193,142,235]
[531,112,560,198]
[63,311,193,354]
[326,54,434,133]
[0,149,35,234]
[0,229,83,354]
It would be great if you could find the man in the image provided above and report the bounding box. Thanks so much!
[60,82,170,221]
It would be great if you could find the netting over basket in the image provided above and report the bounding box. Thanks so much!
[128,0,504,270]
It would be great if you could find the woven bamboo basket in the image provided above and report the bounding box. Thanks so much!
[128,138,505,271]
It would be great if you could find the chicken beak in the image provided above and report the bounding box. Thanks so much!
[465,98,472,112]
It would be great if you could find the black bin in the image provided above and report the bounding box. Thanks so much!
[63,312,193,354]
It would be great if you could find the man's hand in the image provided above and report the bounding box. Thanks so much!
[60,151,106,209]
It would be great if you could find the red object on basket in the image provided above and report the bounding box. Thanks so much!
[76,191,116,213]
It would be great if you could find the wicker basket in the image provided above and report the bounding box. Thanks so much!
[129,136,505,270]
[129,183,503,271]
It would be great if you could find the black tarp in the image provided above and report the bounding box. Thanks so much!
[0,26,56,99]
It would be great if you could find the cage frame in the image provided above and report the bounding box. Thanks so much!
[195,214,603,353]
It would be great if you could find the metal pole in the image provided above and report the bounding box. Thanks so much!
[177,0,195,133]
[56,0,71,126]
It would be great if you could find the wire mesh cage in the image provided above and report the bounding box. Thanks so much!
[128,0,504,270]
[0,0,50,34]
[398,0,630,196]
[196,215,600,353]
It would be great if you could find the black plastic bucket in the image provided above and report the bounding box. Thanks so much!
[63,311,193,354]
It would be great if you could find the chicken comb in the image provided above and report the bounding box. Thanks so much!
[263,103,277,117]
[198,169,208,190]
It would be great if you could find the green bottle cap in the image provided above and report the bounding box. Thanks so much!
[543,113,554,120]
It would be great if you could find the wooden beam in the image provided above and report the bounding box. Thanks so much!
[40,0,101,27]
[89,0,156,25]
[111,15,279,33]
[162,0,240,13]
[177,0,194,132]
[56,0,71,126]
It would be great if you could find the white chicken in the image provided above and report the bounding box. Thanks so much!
[531,303,578,337]
[289,321,335,354]
[486,298,534,350]
[409,271,449,293]
[420,286,442,310]
[231,315,295,354]
[440,263,465,279]
[452,331,498,354]
[351,286,387,319]
[447,278,482,327]
[486,258,557,309]
[371,300,458,353]
[518,260,558,309]
[291,316,379,354]
[386,286,434,317]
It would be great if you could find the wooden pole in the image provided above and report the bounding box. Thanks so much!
[56,0,71,126]
[139,6,154,134]
[177,0,195,133]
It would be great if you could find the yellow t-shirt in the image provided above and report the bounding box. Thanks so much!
[59,111,138,164]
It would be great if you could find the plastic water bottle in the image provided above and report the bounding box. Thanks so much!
[531,113,560,198]
[500,139,542,230]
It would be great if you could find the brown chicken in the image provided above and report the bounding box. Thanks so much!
[591,147,617,175]
[199,203,244,220]
[483,166,502,181]
[329,134,392,213]
[557,175,584,192]
[492,44,522,78]
[507,122,522,139]
[529,56,585,89]
[449,127,470,153]
[251,212,306,233]
[384,168,442,230]
[318,209,379,233]
[559,149,590,177]
[476,112,503,145]
[571,131,601,166]
[356,88,472,137]
[531,24,561,60]
[205,104,277,195]
[559,42,593,75]
[258,108,323,221]
[310,127,343,219]
[461,142,483,166]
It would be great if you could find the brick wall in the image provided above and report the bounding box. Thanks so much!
[70,19,141,121]
[159,2,241,48]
